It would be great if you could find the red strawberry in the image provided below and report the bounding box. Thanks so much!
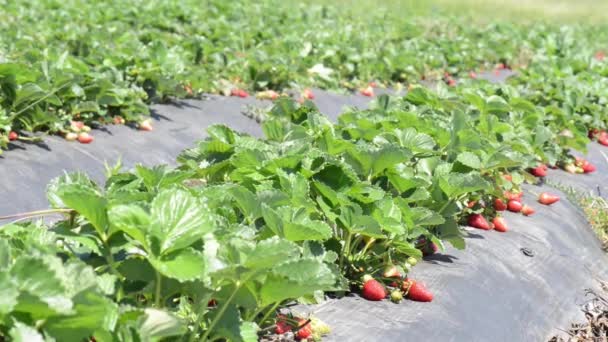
[507,200,523,213]
[599,136,608,146]
[467,214,490,230]
[360,85,374,97]
[466,200,477,208]
[8,131,18,141]
[492,217,508,232]
[447,78,457,87]
[425,242,438,256]
[402,279,433,302]
[504,191,523,201]
[383,265,401,278]
[596,51,606,61]
[295,319,312,340]
[530,165,547,177]
[589,129,600,139]
[538,192,560,205]
[139,119,153,131]
[77,132,94,144]
[302,88,314,100]
[469,71,477,79]
[494,198,507,211]
[275,318,292,335]
[582,162,596,173]
[522,205,535,216]
[497,63,506,70]
[361,275,387,301]
[415,236,438,256]
[207,299,217,307]
[369,81,377,88]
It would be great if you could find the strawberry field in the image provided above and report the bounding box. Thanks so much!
[2,1,608,341]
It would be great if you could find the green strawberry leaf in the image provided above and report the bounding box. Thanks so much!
[56,183,109,240]
[149,248,207,282]
[150,189,217,255]
[439,173,491,198]
[456,151,481,169]
[136,308,187,341]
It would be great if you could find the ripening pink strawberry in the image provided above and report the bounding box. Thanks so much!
[65,132,78,141]
[302,88,314,100]
[360,86,374,97]
[113,116,125,125]
[230,89,248,98]
[139,119,153,131]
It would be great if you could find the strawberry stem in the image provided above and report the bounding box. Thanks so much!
[0,208,73,221]
[197,285,240,342]
[154,271,163,308]
[258,302,281,327]
[17,136,43,142]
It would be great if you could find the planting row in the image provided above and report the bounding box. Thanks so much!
[2,0,608,151]
[1,80,606,339]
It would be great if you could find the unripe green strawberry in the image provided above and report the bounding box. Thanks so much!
[390,289,403,303]
[406,257,418,266]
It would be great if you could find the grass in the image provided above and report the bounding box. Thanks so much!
[427,0,608,24]
[550,182,608,250]
[578,196,608,250]
[303,0,608,24]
